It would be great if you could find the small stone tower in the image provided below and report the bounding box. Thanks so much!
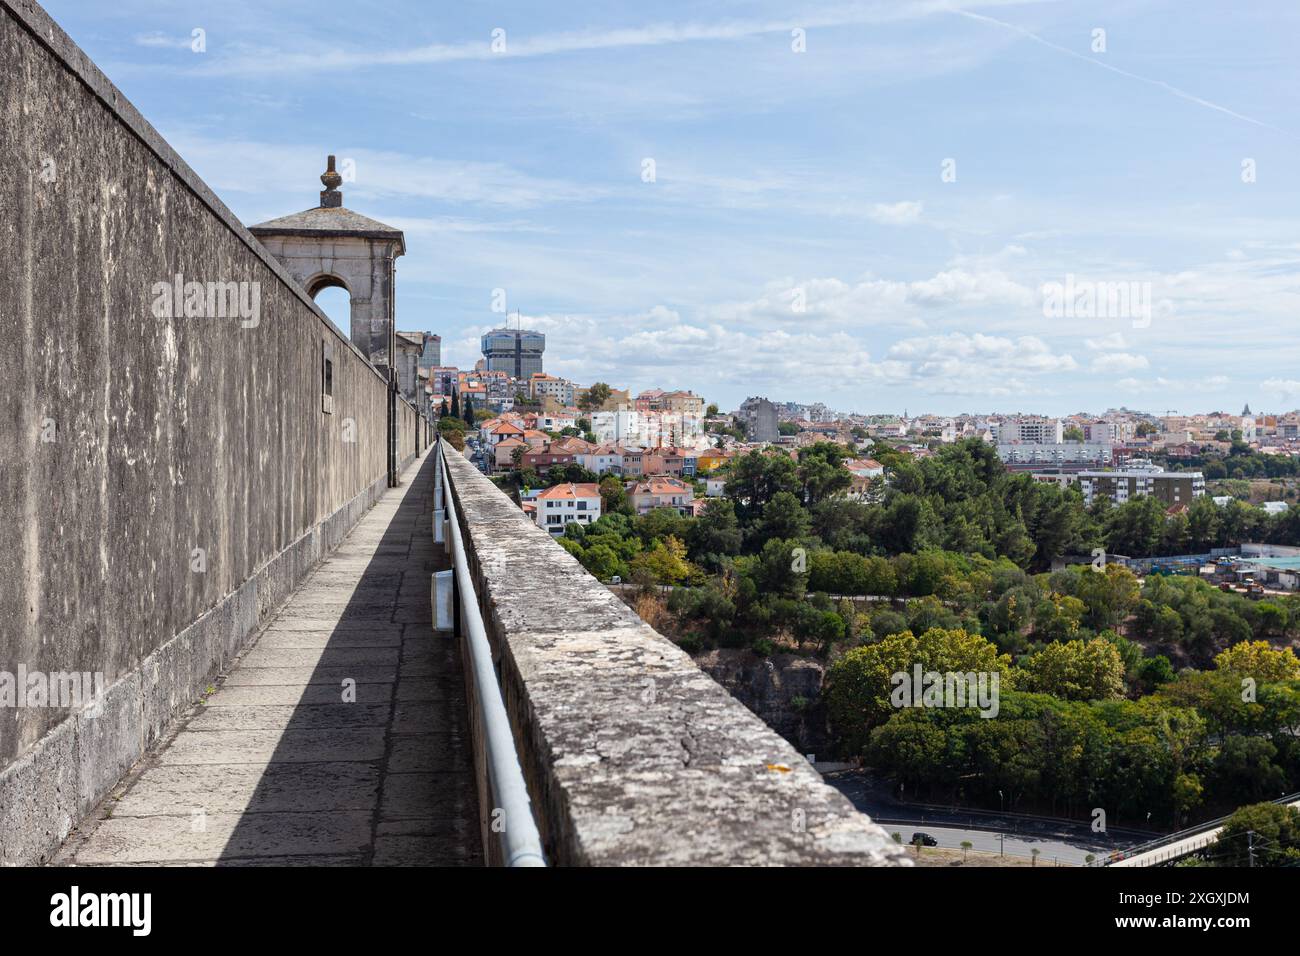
[249,156,405,370]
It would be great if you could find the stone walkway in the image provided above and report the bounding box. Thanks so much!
[55,452,482,866]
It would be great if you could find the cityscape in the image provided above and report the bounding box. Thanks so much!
[1,0,1295,936]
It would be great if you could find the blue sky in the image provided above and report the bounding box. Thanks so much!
[43,0,1300,416]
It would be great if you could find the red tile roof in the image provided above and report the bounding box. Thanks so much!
[535,482,602,501]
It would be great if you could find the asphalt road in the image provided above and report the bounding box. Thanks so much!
[884,823,1098,865]
[826,769,1151,866]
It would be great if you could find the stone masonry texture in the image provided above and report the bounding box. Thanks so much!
[442,444,908,866]
[54,453,480,866]
[0,0,426,864]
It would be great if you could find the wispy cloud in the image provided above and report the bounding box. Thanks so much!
[951,8,1295,136]
[190,0,1047,76]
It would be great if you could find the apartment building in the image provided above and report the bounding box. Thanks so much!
[1082,420,1133,443]
[997,442,1113,467]
[995,416,1064,444]
[737,396,779,443]
[529,373,576,406]
[589,408,641,444]
[1077,462,1205,506]
[428,366,459,399]
[577,444,625,476]
[481,327,545,379]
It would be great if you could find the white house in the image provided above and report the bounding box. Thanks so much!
[531,482,602,534]
[577,443,625,476]
[590,409,641,444]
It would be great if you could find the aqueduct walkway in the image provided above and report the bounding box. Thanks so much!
[54,455,481,866]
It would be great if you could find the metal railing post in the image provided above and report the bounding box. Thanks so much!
[433,438,446,546]
[435,436,546,867]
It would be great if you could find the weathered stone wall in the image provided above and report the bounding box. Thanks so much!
[441,443,907,865]
[396,396,420,473]
[0,0,425,864]
[695,650,833,757]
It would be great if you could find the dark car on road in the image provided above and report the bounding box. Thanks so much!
[911,832,938,847]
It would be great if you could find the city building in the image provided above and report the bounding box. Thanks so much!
[995,416,1064,444]
[521,448,576,471]
[481,327,545,379]
[428,366,459,401]
[845,458,885,499]
[493,436,527,472]
[627,476,695,515]
[1077,461,1205,507]
[1082,420,1133,443]
[529,482,602,535]
[577,443,625,476]
[590,408,641,444]
[417,332,441,370]
[695,448,733,474]
[737,397,779,443]
[529,373,576,406]
[997,442,1113,468]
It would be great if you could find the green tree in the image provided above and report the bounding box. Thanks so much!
[1019,638,1126,701]
[579,382,612,411]
[630,535,693,586]
[748,538,809,600]
[796,442,853,504]
[825,627,1012,753]
[1214,640,1300,683]
[598,475,632,516]
[579,543,624,581]
[688,497,742,562]
[1212,803,1300,867]
[725,451,799,523]
[752,491,811,547]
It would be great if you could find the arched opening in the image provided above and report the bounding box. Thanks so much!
[308,274,351,334]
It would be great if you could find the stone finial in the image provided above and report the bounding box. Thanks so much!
[320,155,343,208]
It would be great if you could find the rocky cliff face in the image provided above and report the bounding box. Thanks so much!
[694,650,831,756]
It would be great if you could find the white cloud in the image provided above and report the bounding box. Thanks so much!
[133,32,194,50]
[1090,352,1149,374]
[1262,378,1300,402]
[166,135,605,209]
[193,1,1046,77]
[1084,332,1128,351]
[886,333,1078,396]
[867,201,923,225]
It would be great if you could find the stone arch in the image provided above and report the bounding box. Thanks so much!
[305,272,351,298]
[248,156,405,370]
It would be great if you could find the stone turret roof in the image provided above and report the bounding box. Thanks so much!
[248,205,405,245]
[247,154,405,252]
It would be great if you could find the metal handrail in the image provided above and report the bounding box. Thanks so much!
[1092,790,1300,866]
[435,437,546,867]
